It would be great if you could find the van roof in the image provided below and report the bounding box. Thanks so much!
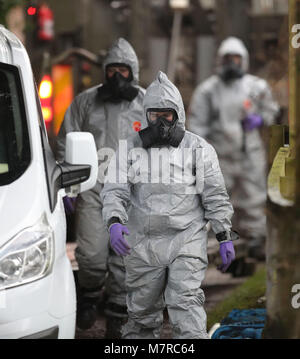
[0,25,24,65]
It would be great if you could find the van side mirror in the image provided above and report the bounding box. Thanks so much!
[59,132,98,194]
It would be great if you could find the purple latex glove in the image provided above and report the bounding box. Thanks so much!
[63,196,76,216]
[218,241,235,273]
[243,114,263,131]
[109,223,131,257]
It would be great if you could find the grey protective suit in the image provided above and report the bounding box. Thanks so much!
[188,37,279,241]
[56,38,146,310]
[101,72,234,339]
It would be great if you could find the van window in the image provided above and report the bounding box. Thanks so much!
[0,63,31,186]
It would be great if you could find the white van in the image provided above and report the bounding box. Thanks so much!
[0,26,98,339]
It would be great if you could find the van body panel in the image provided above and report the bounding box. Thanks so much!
[0,26,76,339]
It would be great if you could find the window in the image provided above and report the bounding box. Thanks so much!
[251,0,288,15]
[0,62,31,186]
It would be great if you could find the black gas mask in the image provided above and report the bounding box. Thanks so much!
[139,108,185,148]
[97,64,139,102]
[219,58,244,83]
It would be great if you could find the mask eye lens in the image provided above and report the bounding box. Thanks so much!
[164,112,175,122]
[147,110,175,123]
[147,112,158,123]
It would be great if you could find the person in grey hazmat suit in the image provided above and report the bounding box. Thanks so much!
[101,71,237,339]
[56,38,146,336]
[188,37,279,259]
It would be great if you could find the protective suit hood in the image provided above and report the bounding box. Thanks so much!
[143,71,186,130]
[103,38,139,84]
[217,37,249,72]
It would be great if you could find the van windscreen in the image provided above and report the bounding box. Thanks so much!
[0,63,31,186]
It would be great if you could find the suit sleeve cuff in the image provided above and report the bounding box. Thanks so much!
[216,230,239,243]
[107,217,121,231]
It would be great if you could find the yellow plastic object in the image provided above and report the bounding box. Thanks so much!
[268,147,293,206]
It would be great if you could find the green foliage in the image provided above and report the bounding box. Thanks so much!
[207,267,267,331]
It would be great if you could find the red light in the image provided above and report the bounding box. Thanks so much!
[27,6,37,16]
[39,75,53,99]
[42,106,53,122]
[39,74,53,128]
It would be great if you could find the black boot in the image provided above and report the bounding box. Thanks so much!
[76,287,101,330]
[104,303,128,339]
[105,316,128,339]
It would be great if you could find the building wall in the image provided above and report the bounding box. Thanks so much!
[50,0,126,87]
